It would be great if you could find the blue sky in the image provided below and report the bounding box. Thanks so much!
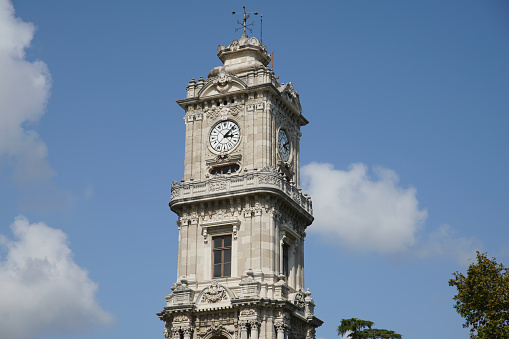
[1,1,508,338]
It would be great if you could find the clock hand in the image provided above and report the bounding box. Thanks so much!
[224,127,235,139]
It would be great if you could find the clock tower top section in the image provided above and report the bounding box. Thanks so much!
[208,35,271,78]
[176,35,309,188]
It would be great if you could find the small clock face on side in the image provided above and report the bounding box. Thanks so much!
[209,120,241,153]
[278,129,290,161]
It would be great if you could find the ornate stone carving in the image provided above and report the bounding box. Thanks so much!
[240,308,257,316]
[230,105,242,116]
[179,211,199,226]
[274,321,288,332]
[259,174,282,186]
[277,160,295,181]
[171,278,189,291]
[174,314,190,323]
[206,104,242,123]
[215,69,231,93]
[209,209,235,222]
[182,327,193,336]
[249,319,260,327]
[293,292,306,310]
[171,182,181,200]
[206,108,220,121]
[259,166,279,174]
[209,181,227,192]
[220,107,229,119]
[229,39,239,51]
[200,281,228,303]
[200,323,232,339]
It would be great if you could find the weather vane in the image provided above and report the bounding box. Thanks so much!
[232,6,258,36]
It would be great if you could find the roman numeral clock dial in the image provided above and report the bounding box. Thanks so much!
[278,129,290,162]
[209,120,240,153]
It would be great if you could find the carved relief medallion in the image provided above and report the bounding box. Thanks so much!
[201,281,228,303]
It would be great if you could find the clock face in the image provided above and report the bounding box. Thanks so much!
[209,120,241,153]
[278,129,290,161]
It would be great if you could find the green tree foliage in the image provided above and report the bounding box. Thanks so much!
[337,318,402,339]
[449,251,509,339]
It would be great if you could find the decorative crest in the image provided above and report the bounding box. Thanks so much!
[232,6,258,36]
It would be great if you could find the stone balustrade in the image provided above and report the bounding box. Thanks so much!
[170,169,313,216]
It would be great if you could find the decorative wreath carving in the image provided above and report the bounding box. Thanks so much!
[201,281,228,303]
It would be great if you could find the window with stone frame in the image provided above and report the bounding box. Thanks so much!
[212,235,232,278]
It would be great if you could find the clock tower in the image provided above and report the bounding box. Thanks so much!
[158,32,322,339]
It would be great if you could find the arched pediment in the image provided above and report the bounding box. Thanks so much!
[198,71,247,99]
[195,281,236,310]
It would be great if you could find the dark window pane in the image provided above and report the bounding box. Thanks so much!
[283,244,289,277]
[214,251,222,264]
[223,235,232,247]
[213,237,222,249]
[213,264,221,278]
[223,263,231,277]
[224,249,231,263]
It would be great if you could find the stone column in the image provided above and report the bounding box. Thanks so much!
[275,322,286,339]
[240,321,249,339]
[250,320,260,339]
[172,329,181,339]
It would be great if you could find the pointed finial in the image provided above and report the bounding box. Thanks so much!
[232,6,258,37]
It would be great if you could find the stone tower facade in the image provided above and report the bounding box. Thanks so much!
[158,34,322,339]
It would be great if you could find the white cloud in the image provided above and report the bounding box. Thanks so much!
[0,0,53,183]
[302,162,428,253]
[0,216,114,339]
[416,224,481,266]
[301,162,481,264]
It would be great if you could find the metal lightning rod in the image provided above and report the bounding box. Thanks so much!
[260,15,263,44]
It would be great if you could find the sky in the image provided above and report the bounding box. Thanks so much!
[0,1,508,338]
